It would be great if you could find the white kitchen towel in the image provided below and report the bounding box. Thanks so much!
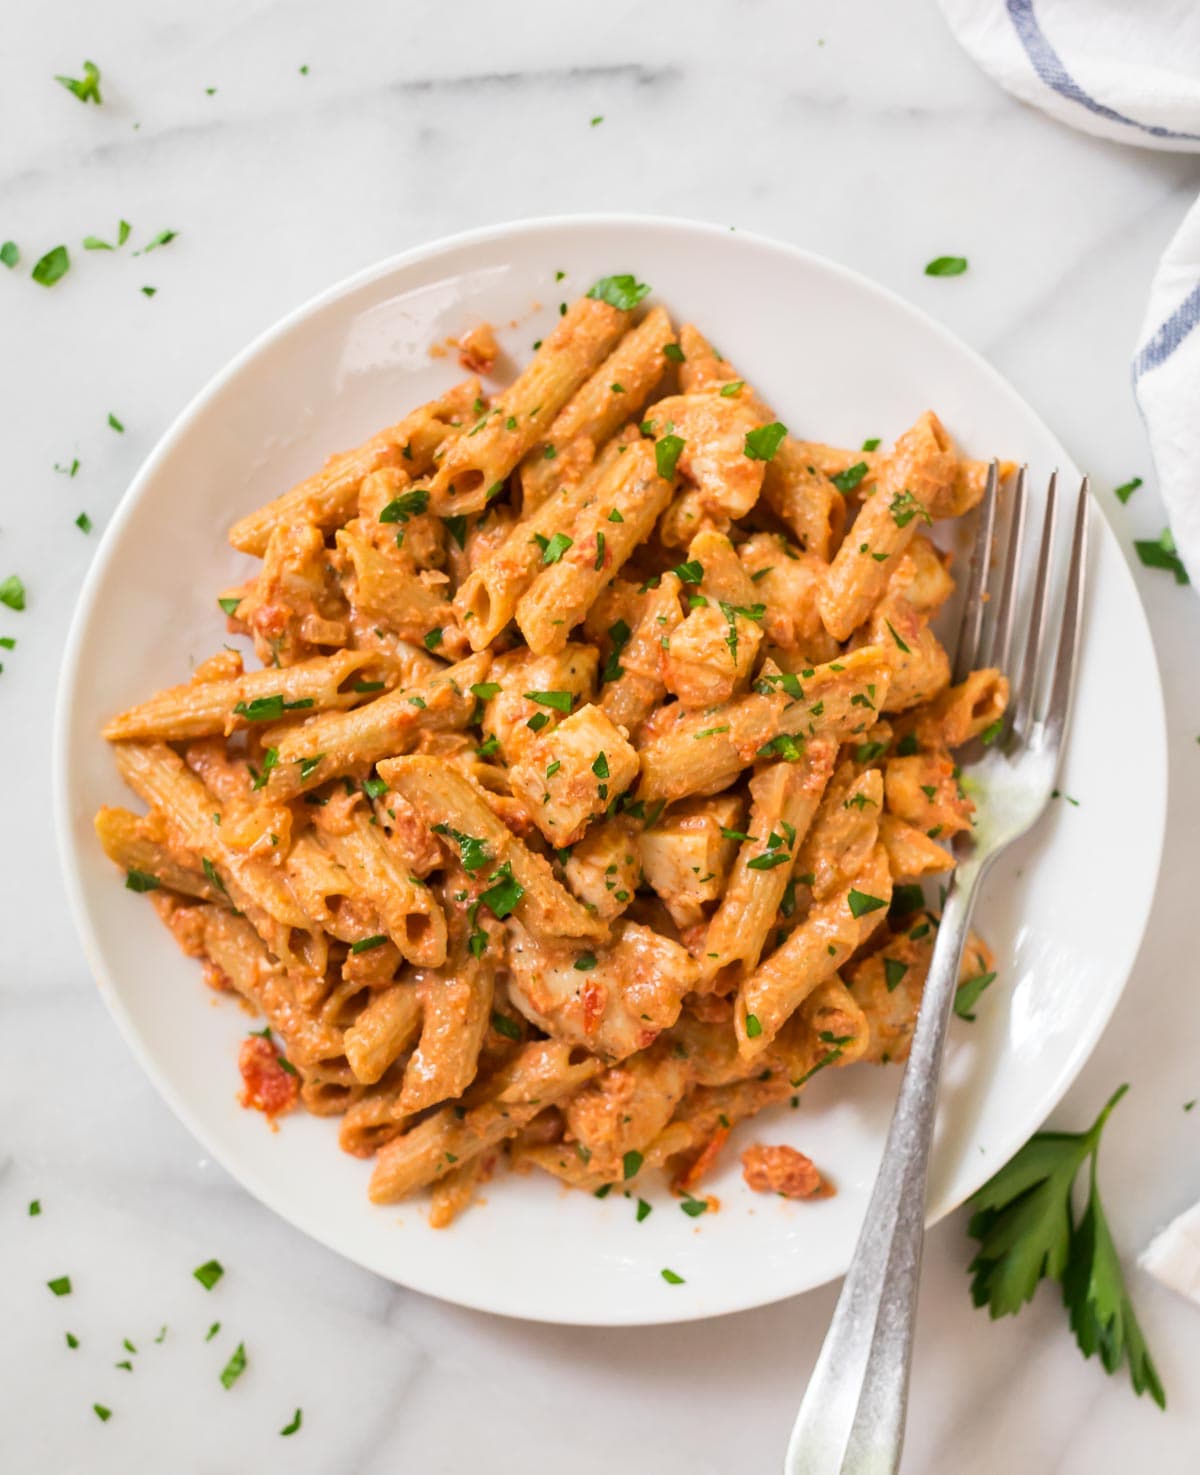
[938,0,1200,581]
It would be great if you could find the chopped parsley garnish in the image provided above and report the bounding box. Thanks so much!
[862,437,881,452]
[107,412,125,433]
[0,241,17,268]
[527,712,550,732]
[232,694,313,722]
[1134,527,1189,585]
[743,421,787,462]
[954,970,997,1021]
[205,1322,221,1341]
[471,681,501,700]
[663,343,685,363]
[623,1150,643,1180]
[93,1404,112,1422]
[855,741,887,763]
[217,596,241,617]
[883,958,909,992]
[681,1195,708,1217]
[967,1083,1162,1407]
[574,952,598,971]
[29,1199,41,1216]
[55,61,102,104]
[477,861,524,920]
[744,1013,763,1038]
[757,733,804,762]
[1113,477,1142,505]
[602,617,631,682]
[524,689,573,712]
[719,380,744,397]
[443,515,469,548]
[847,889,887,919]
[423,627,443,651]
[747,851,790,871]
[124,868,160,892]
[891,883,925,919]
[431,823,490,874]
[671,558,703,584]
[280,1409,303,1437]
[353,679,385,694]
[219,1342,247,1390]
[895,732,919,757]
[193,1259,224,1290]
[661,1268,685,1284]
[31,246,70,287]
[694,725,730,739]
[296,753,324,780]
[491,1011,521,1041]
[636,1198,652,1222]
[721,827,757,843]
[888,490,932,529]
[655,433,685,479]
[832,461,869,493]
[379,488,429,524]
[541,531,573,564]
[475,734,500,758]
[141,286,156,297]
[885,618,910,653]
[350,934,388,955]
[66,1332,79,1348]
[587,274,651,311]
[594,531,606,570]
[248,747,279,791]
[980,718,1003,745]
[47,1275,72,1296]
[925,256,968,276]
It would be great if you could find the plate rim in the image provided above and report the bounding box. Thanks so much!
[52,212,1169,1325]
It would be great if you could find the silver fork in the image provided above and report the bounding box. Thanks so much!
[784,466,1091,1475]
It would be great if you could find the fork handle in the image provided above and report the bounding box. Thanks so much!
[784,869,983,1475]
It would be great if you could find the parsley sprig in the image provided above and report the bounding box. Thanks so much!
[967,1084,1164,1408]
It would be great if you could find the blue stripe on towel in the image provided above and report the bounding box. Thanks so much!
[1007,0,1200,144]
[1134,282,1200,379]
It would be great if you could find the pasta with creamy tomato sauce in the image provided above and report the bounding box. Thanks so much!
[97,275,1003,1223]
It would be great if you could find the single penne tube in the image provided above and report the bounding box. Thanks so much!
[736,843,893,1057]
[397,932,496,1114]
[377,754,607,940]
[424,295,631,515]
[794,762,884,900]
[454,428,637,649]
[94,805,225,901]
[635,646,893,804]
[190,905,349,1073]
[907,667,1009,749]
[428,1156,486,1228]
[316,806,449,967]
[519,307,676,510]
[368,1039,601,1202]
[818,411,958,640]
[264,650,491,797]
[102,649,381,742]
[515,438,676,654]
[699,741,838,992]
[113,741,327,977]
[228,380,480,555]
[343,981,423,1086]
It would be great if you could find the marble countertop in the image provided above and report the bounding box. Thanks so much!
[3,2,1200,1470]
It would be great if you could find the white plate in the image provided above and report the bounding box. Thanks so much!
[54,216,1167,1326]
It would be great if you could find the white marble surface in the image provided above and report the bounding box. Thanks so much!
[3,2,1199,1470]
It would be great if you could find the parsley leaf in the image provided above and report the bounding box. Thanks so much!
[32,246,70,287]
[1134,527,1189,585]
[968,1084,1164,1408]
[0,241,17,269]
[925,256,968,277]
[587,274,651,311]
[888,490,932,529]
[1113,476,1142,505]
[0,575,27,611]
[541,531,573,564]
[743,421,787,462]
[431,823,490,874]
[832,461,869,493]
[954,970,997,1021]
[524,689,573,713]
[655,433,685,479]
[55,61,102,104]
[379,488,429,524]
[847,889,886,919]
